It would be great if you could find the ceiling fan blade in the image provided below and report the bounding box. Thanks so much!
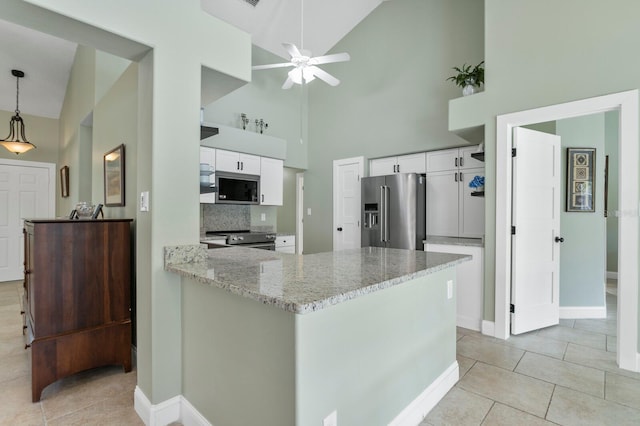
[308,66,340,86]
[282,76,295,90]
[252,62,294,70]
[309,52,351,65]
[283,42,302,58]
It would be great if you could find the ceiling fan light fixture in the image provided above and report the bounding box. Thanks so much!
[288,67,315,85]
[1,70,36,155]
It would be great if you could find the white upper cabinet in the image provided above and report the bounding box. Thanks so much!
[426,146,483,172]
[200,146,216,204]
[216,149,261,175]
[260,157,283,206]
[369,152,426,176]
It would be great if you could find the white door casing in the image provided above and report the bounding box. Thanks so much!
[296,173,304,254]
[0,159,55,282]
[333,157,364,251]
[495,90,639,372]
[511,127,561,334]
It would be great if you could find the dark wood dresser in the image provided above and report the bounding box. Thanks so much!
[22,219,133,402]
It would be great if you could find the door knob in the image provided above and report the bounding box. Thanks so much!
[337,227,343,231]
[555,236,564,243]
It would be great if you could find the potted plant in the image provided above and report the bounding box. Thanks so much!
[447,61,484,96]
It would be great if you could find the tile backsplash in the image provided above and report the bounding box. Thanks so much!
[200,204,277,236]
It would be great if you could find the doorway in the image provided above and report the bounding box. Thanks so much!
[332,156,364,251]
[495,90,639,372]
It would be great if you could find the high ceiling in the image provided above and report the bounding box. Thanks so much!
[0,0,388,120]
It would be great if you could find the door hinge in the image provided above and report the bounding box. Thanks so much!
[510,304,515,313]
[512,148,517,157]
[511,226,516,235]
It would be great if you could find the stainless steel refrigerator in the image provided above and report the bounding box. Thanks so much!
[361,173,426,250]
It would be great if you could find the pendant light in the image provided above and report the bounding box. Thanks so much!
[0,70,36,155]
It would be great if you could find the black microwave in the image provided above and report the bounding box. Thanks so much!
[215,171,260,204]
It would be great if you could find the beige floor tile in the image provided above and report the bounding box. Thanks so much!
[0,375,44,425]
[605,372,640,410]
[574,318,617,336]
[0,334,27,357]
[564,343,640,381]
[457,327,481,341]
[0,350,30,384]
[536,325,606,350]
[501,331,568,359]
[559,318,575,328]
[422,386,493,426]
[607,335,617,353]
[457,335,524,371]
[481,403,554,425]
[46,391,143,426]
[457,355,475,378]
[515,352,604,397]
[458,362,554,418]
[547,385,640,426]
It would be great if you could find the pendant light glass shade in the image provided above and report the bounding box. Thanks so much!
[1,70,36,155]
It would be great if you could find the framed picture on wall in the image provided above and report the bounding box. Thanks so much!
[60,166,69,198]
[103,144,125,206]
[566,147,595,212]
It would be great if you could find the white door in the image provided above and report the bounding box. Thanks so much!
[511,127,561,334]
[0,161,55,282]
[260,157,283,205]
[333,157,364,251]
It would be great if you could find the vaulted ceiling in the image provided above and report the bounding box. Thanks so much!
[0,0,388,120]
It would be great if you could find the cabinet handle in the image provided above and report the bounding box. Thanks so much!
[393,165,396,173]
[20,310,25,315]
[460,172,463,182]
[397,164,400,173]
[455,158,458,167]
[454,173,458,182]
[261,194,264,202]
[25,344,31,350]
[237,161,240,170]
[460,157,464,167]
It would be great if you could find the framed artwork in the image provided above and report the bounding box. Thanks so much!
[566,147,595,212]
[103,144,125,206]
[60,166,69,198]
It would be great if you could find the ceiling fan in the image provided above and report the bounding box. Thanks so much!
[251,0,351,89]
[252,43,350,89]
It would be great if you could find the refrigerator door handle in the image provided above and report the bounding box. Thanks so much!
[384,185,390,242]
[380,186,385,242]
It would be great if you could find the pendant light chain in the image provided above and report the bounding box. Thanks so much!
[15,74,20,114]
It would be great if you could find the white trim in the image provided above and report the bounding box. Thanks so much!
[295,172,304,254]
[560,306,607,319]
[607,271,619,280]
[388,361,459,426]
[134,387,211,426]
[495,90,639,372]
[332,156,364,251]
[481,320,495,336]
[457,316,481,332]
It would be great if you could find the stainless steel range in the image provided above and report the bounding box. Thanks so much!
[207,230,276,250]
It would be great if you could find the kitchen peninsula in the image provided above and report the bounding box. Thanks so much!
[165,245,469,425]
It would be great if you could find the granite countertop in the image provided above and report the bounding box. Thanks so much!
[424,236,484,247]
[165,246,470,314]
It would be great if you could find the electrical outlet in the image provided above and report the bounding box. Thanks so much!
[323,410,337,426]
[447,280,453,299]
[260,213,266,221]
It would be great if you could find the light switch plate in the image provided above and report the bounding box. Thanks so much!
[307,208,312,216]
[323,410,337,426]
[140,191,149,212]
[261,213,266,221]
[447,280,453,299]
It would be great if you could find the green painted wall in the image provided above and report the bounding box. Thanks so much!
[556,115,606,307]
[605,111,619,273]
[204,46,308,169]
[305,0,485,253]
[277,167,300,234]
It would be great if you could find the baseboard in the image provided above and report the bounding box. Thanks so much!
[135,386,210,426]
[607,271,619,280]
[481,320,495,336]
[560,306,607,319]
[457,316,482,332]
[388,361,458,426]
[181,397,211,426]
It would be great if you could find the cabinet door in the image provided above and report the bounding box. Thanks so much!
[426,171,459,237]
[396,153,426,174]
[459,146,484,170]
[426,149,458,173]
[239,153,261,175]
[215,149,240,172]
[458,168,485,238]
[260,157,283,205]
[369,157,397,176]
[200,147,216,204]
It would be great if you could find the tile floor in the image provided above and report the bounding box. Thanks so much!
[2,279,639,425]
[422,280,640,426]
[0,280,142,425]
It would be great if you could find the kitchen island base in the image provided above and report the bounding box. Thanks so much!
[180,266,458,425]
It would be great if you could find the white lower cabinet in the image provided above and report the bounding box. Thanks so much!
[275,235,295,254]
[425,243,483,331]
